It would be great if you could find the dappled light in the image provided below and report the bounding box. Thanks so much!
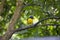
[0,0,60,40]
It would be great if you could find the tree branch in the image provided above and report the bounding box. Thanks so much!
[1,0,23,40]
[0,0,5,15]
[14,17,60,33]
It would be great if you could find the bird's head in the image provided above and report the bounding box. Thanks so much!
[29,16,34,19]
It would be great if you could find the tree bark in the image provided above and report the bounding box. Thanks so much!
[1,0,23,40]
[0,0,5,15]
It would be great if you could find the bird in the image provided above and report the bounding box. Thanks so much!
[27,16,34,25]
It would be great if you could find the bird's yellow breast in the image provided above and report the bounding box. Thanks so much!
[27,18,33,24]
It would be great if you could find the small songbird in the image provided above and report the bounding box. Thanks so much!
[27,16,34,24]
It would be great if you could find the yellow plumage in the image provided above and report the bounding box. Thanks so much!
[27,18,33,24]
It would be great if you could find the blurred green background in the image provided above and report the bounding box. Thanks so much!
[0,0,60,39]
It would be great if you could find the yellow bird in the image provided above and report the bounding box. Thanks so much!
[27,16,34,24]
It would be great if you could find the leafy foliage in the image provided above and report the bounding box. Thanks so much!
[0,0,60,39]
